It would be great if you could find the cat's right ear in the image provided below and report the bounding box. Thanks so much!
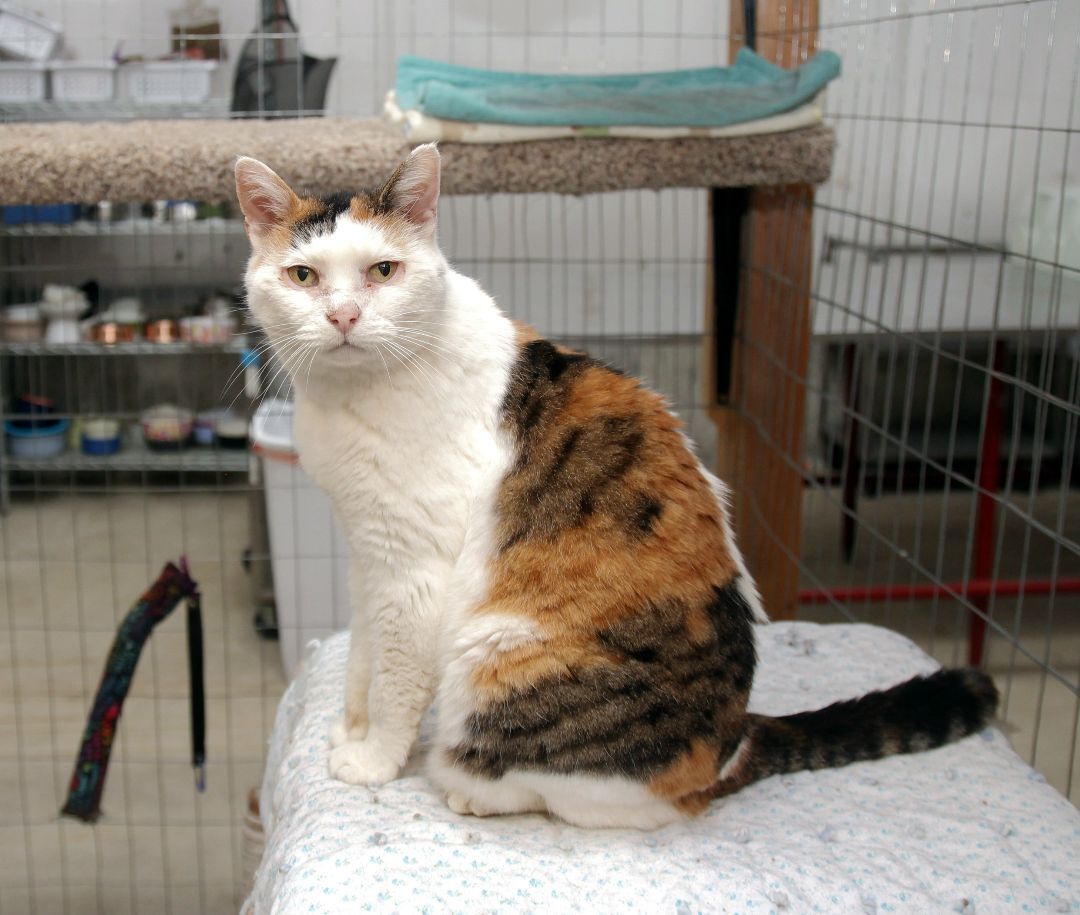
[234,157,299,243]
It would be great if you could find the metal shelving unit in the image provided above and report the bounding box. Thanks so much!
[0,335,256,510]
[0,218,245,238]
[4,436,249,474]
[0,99,230,122]
[0,338,248,356]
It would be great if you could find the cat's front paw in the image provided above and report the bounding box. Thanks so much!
[330,720,368,747]
[328,737,401,786]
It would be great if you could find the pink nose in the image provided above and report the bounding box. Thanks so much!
[326,303,360,334]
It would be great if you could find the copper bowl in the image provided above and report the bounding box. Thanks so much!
[145,319,181,344]
[87,322,140,345]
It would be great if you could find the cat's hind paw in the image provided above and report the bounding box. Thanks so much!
[445,790,475,816]
[442,783,545,818]
[329,738,401,786]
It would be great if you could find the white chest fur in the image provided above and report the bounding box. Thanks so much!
[292,273,516,587]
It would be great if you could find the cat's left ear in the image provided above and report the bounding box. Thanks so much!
[380,143,441,235]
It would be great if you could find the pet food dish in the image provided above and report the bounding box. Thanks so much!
[81,417,122,455]
[193,408,230,446]
[1,304,42,341]
[14,393,54,416]
[86,321,140,345]
[5,418,69,458]
[140,404,193,450]
[10,395,60,432]
[215,416,249,449]
[180,315,236,344]
[144,319,181,343]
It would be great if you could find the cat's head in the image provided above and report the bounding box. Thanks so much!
[235,144,446,382]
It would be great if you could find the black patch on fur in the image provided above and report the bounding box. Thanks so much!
[450,579,756,780]
[501,340,591,436]
[627,495,663,535]
[499,339,660,550]
[292,191,357,241]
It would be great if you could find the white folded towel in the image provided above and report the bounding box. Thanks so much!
[383,90,822,144]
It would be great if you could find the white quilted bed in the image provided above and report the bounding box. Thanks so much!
[246,622,1080,914]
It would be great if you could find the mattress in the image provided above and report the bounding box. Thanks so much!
[246,622,1080,914]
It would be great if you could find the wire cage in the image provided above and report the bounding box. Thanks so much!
[0,1,1076,912]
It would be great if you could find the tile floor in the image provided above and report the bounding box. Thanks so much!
[1,484,1077,913]
[1,488,284,915]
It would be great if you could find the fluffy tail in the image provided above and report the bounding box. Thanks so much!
[715,669,999,797]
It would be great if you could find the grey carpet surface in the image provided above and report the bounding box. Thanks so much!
[0,117,834,204]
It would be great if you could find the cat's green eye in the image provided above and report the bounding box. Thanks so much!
[287,265,318,287]
[368,261,399,284]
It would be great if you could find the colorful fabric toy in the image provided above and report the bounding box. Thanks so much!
[61,560,204,823]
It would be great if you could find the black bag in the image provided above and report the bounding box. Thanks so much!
[231,0,337,117]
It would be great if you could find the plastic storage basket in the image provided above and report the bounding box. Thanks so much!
[0,2,61,61]
[50,61,116,102]
[251,400,351,676]
[120,59,217,104]
[0,60,46,102]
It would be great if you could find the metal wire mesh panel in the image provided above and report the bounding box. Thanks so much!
[732,0,1080,804]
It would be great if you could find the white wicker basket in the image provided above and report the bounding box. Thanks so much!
[0,60,46,102]
[120,59,217,105]
[0,1,61,61]
[50,61,116,102]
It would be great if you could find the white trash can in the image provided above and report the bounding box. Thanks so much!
[251,400,350,676]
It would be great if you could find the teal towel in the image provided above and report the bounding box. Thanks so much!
[394,48,841,128]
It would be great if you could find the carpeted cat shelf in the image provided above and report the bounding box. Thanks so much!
[0,117,833,204]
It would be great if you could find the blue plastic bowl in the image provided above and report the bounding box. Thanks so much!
[81,434,121,456]
[5,419,70,458]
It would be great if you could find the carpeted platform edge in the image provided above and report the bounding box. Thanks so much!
[0,117,834,204]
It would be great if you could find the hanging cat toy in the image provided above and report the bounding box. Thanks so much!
[61,558,205,823]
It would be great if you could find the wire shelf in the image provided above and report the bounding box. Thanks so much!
[0,98,230,122]
[3,438,249,473]
[0,339,249,356]
[0,218,244,238]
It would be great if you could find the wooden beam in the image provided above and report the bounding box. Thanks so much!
[709,0,818,620]
[737,185,814,620]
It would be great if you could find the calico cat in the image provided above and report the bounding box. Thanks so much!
[235,145,998,829]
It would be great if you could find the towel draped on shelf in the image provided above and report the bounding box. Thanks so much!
[384,47,840,143]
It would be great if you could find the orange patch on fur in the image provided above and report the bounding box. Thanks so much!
[649,739,720,799]
[671,786,717,816]
[249,196,322,254]
[348,196,373,221]
[470,637,612,698]
[482,358,737,639]
[467,350,742,706]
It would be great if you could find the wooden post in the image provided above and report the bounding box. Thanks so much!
[708,0,818,620]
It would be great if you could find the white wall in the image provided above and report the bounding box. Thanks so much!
[35,0,734,117]
[813,0,1080,336]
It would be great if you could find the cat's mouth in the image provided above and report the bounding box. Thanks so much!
[321,340,368,361]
